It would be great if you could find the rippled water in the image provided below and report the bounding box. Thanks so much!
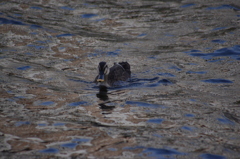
[1,0,240,158]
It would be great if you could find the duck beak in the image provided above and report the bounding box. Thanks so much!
[97,73,104,82]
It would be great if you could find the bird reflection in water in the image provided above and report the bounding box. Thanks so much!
[96,86,116,112]
[96,85,109,101]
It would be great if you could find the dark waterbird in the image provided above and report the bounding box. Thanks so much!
[94,61,131,87]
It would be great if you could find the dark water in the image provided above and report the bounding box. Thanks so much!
[0,0,240,158]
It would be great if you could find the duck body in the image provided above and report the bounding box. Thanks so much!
[94,61,131,87]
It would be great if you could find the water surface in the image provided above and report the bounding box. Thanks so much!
[0,0,240,158]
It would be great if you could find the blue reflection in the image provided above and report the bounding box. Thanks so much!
[181,126,196,131]
[186,45,240,60]
[169,66,181,71]
[138,33,147,37]
[202,79,233,84]
[56,33,74,37]
[53,123,65,126]
[94,18,106,22]
[158,79,172,85]
[184,49,202,53]
[186,71,207,74]
[81,14,98,18]
[39,101,55,106]
[39,148,59,153]
[180,3,195,8]
[30,6,42,10]
[14,13,22,17]
[185,114,195,117]
[17,66,31,70]
[158,72,175,77]
[68,101,88,106]
[137,78,172,87]
[217,118,235,125]
[15,121,30,127]
[0,17,25,25]
[142,147,184,158]
[206,5,240,11]
[29,24,42,29]
[123,146,145,150]
[212,27,226,31]
[212,39,226,44]
[147,118,164,124]
[60,6,74,10]
[88,49,121,57]
[200,153,226,159]
[61,143,78,148]
[148,56,156,59]
[38,123,47,127]
[106,51,119,56]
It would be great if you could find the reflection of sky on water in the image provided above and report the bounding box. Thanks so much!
[0,0,239,158]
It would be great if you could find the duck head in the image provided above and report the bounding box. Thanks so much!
[97,61,109,83]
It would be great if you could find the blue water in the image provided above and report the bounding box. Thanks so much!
[217,117,235,125]
[212,39,226,44]
[53,123,65,126]
[39,148,59,153]
[138,33,147,37]
[29,24,43,29]
[180,3,195,8]
[17,66,31,70]
[0,17,25,25]
[60,6,74,10]
[186,45,240,60]
[147,118,164,124]
[189,99,197,102]
[186,71,207,74]
[81,14,98,18]
[68,101,88,106]
[181,126,196,131]
[39,101,55,106]
[56,33,74,37]
[185,114,195,117]
[157,72,175,77]
[30,6,42,10]
[206,4,240,11]
[168,66,182,71]
[212,27,227,31]
[38,123,47,127]
[202,79,233,84]
[141,147,184,158]
[123,146,145,150]
[200,153,226,159]
[87,49,121,57]
[61,143,78,148]
[15,121,30,127]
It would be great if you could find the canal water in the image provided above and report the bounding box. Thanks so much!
[0,0,240,158]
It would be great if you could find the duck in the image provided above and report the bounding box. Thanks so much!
[94,61,131,87]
